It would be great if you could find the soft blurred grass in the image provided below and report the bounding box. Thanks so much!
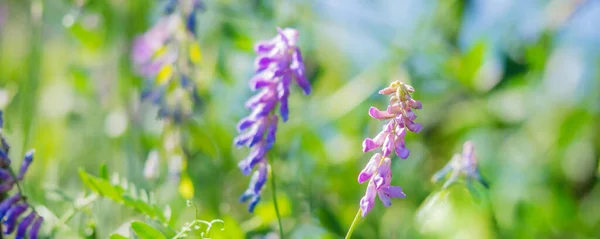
[1,0,599,238]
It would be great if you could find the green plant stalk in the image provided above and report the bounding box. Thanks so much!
[270,164,284,238]
[344,209,362,239]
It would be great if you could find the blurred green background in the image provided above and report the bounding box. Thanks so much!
[1,0,599,238]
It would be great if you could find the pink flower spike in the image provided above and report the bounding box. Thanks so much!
[368,107,395,120]
[355,81,422,217]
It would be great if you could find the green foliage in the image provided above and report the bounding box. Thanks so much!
[109,234,130,239]
[131,221,168,239]
[79,169,168,223]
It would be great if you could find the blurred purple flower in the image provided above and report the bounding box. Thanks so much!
[132,15,178,77]
[357,81,422,217]
[0,111,43,239]
[432,141,488,188]
[235,27,310,212]
[132,1,203,122]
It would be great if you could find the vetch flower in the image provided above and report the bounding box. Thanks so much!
[235,27,310,212]
[357,81,422,217]
[0,111,43,239]
[132,0,204,122]
[432,141,488,188]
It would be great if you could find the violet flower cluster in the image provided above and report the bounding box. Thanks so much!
[432,141,488,188]
[358,81,423,217]
[132,0,204,122]
[0,112,43,239]
[234,28,311,212]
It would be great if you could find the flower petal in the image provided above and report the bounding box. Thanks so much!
[378,87,396,95]
[408,99,422,109]
[368,107,395,120]
[381,185,406,198]
[292,49,311,95]
[373,158,391,189]
[377,190,392,207]
[381,133,395,157]
[265,115,278,149]
[236,117,255,132]
[254,39,276,54]
[358,153,381,183]
[360,182,377,217]
[404,118,423,133]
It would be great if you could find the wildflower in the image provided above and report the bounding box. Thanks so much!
[0,111,43,239]
[132,0,204,122]
[235,27,310,212]
[432,141,488,188]
[357,81,422,217]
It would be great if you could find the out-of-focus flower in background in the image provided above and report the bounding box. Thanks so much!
[133,0,204,122]
[432,141,488,189]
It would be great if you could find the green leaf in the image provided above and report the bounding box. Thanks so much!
[99,163,109,180]
[122,195,166,222]
[79,169,170,224]
[87,173,125,202]
[131,221,167,239]
[109,234,130,239]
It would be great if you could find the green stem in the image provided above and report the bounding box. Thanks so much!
[344,208,362,239]
[270,165,284,238]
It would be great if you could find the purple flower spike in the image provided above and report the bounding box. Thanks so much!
[235,28,310,212]
[356,81,422,217]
